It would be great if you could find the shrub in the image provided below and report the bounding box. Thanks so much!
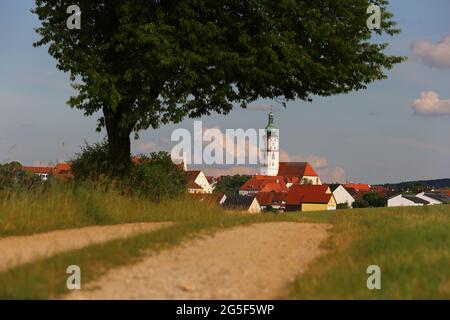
[0,162,41,192]
[353,192,386,208]
[71,140,114,181]
[128,152,187,202]
[337,202,350,210]
[215,175,251,195]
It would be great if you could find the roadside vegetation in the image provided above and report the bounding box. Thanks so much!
[291,205,450,299]
[0,206,331,299]
[0,145,187,237]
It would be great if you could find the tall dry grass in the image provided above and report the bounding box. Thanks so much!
[0,180,222,237]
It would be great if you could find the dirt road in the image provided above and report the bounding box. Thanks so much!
[66,222,331,300]
[0,222,172,272]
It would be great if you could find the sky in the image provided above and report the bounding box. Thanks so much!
[0,0,449,184]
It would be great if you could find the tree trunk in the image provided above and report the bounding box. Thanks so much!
[103,107,132,176]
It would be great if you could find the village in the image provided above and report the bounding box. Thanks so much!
[19,112,450,213]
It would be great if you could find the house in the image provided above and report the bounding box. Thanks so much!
[416,192,449,205]
[278,162,322,186]
[328,184,355,208]
[343,183,371,192]
[23,163,73,181]
[239,175,287,196]
[256,192,287,212]
[187,170,213,194]
[387,194,429,207]
[23,166,53,181]
[436,189,450,197]
[53,163,74,179]
[285,184,336,212]
[222,195,262,213]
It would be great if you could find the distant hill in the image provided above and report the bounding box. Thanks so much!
[381,178,450,190]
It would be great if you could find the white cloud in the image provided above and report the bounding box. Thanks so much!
[411,91,450,116]
[316,166,347,184]
[411,35,450,69]
[136,142,159,153]
[279,151,328,168]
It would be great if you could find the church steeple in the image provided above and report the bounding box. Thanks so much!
[261,111,280,176]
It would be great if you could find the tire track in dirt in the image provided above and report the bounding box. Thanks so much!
[0,222,172,272]
[66,222,331,300]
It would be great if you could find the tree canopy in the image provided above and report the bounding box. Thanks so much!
[33,0,404,173]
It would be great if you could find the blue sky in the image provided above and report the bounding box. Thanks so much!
[0,0,449,183]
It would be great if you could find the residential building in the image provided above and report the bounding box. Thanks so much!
[387,194,429,207]
[416,192,449,205]
[344,183,371,192]
[187,170,213,194]
[222,195,262,213]
[256,192,286,212]
[23,163,73,181]
[278,162,322,186]
[285,184,336,212]
[239,175,287,196]
[328,184,355,208]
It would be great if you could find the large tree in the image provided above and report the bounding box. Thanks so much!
[33,0,403,173]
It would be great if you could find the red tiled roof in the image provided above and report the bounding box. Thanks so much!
[344,183,371,192]
[278,162,318,177]
[256,192,287,206]
[286,184,332,205]
[437,189,450,197]
[240,176,285,192]
[23,163,74,179]
[23,166,53,174]
[260,182,288,193]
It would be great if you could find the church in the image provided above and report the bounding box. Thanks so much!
[259,111,322,185]
[239,112,335,212]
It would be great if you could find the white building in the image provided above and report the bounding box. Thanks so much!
[260,112,279,176]
[387,194,429,207]
[187,170,213,194]
[416,192,444,205]
[329,184,355,208]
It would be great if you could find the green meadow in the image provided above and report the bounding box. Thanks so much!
[0,184,448,299]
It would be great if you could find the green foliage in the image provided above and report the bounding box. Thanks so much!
[33,0,405,168]
[128,152,187,202]
[337,202,350,210]
[353,191,386,208]
[0,162,41,192]
[214,175,252,195]
[71,140,114,181]
[71,141,187,202]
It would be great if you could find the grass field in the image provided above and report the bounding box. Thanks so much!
[0,185,449,299]
[291,205,450,299]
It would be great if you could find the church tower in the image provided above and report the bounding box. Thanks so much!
[261,112,279,176]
